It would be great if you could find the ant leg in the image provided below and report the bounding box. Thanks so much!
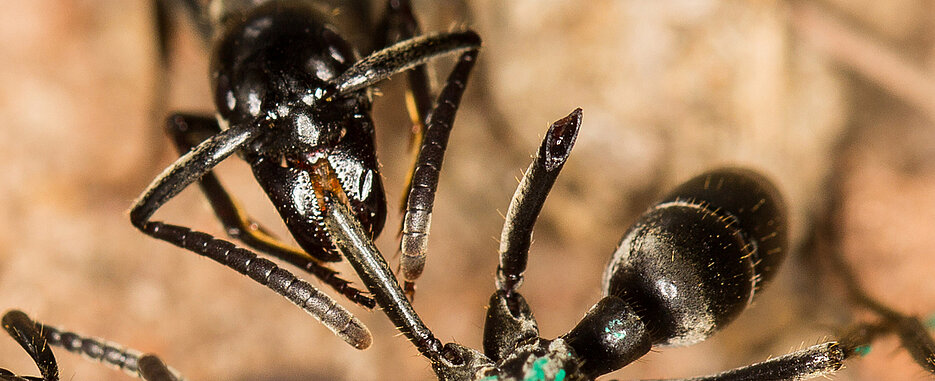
[3,310,187,380]
[328,34,482,288]
[319,188,445,363]
[399,50,478,300]
[2,310,58,381]
[495,109,582,296]
[375,0,434,130]
[136,221,372,349]
[482,111,582,362]
[329,30,479,96]
[654,342,846,381]
[154,0,211,46]
[129,125,373,349]
[836,262,935,373]
[664,318,932,381]
[138,355,179,381]
[164,113,375,308]
[816,203,935,373]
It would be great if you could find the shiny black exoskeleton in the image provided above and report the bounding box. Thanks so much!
[322,109,860,380]
[212,3,387,262]
[129,0,480,351]
[378,110,932,380]
[11,0,923,379]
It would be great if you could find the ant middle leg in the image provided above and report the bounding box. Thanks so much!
[162,113,376,308]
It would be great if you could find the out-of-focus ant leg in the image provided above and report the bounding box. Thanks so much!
[164,113,375,308]
[138,355,179,381]
[803,131,935,375]
[2,311,57,381]
[154,0,210,47]
[375,0,434,133]
[2,310,186,381]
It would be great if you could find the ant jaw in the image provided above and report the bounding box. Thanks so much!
[308,157,354,215]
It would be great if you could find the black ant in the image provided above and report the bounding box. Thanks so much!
[4,0,935,380]
[6,106,935,379]
[129,0,479,349]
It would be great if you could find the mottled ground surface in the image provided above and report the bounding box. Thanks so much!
[1,1,934,380]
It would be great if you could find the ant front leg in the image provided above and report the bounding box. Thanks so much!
[129,122,372,349]
[483,109,581,361]
[163,113,375,308]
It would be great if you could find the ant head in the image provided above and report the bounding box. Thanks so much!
[211,2,358,126]
[602,168,787,347]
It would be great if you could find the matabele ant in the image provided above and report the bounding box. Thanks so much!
[3,0,934,380]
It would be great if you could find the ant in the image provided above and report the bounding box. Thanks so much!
[3,0,934,380]
[129,0,480,349]
[0,109,935,380]
[5,107,934,379]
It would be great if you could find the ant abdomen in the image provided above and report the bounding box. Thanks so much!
[602,168,787,346]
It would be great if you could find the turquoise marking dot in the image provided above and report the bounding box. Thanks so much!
[522,357,568,381]
[605,319,627,340]
[555,369,566,381]
[854,345,872,357]
[524,358,549,381]
[925,314,935,329]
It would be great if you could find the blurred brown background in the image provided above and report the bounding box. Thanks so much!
[1,1,934,380]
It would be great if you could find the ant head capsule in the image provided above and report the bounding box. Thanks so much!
[212,3,359,125]
[602,168,787,346]
[207,3,388,261]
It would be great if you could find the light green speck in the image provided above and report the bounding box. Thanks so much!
[925,314,935,329]
[854,345,872,356]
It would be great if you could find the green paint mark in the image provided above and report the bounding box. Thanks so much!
[524,358,549,381]
[605,319,627,340]
[522,357,567,381]
[854,345,872,357]
[555,369,566,381]
[925,313,935,329]
[480,377,499,381]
